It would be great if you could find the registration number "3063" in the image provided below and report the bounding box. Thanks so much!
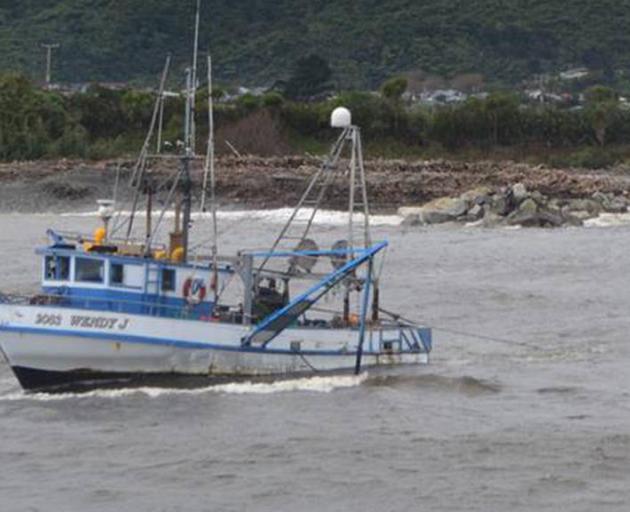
[35,313,62,326]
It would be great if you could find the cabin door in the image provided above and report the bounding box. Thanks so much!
[144,264,161,297]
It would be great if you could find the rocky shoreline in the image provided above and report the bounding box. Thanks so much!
[1,157,630,226]
[399,184,630,228]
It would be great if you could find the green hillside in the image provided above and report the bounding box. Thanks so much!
[2,1,630,88]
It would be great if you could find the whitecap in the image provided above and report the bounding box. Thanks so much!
[584,212,630,228]
[60,208,403,227]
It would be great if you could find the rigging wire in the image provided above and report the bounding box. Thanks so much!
[307,300,545,353]
[377,307,544,351]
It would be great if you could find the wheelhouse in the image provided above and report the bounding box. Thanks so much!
[37,240,234,319]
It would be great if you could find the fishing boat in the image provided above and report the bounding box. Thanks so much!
[0,6,432,392]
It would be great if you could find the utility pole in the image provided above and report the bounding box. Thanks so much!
[41,43,60,89]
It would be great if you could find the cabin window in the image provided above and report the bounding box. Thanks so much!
[111,263,124,285]
[75,258,104,283]
[162,269,176,292]
[44,255,70,281]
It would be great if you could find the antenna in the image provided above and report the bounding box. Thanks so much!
[41,43,60,89]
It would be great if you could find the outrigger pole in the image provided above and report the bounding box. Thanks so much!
[354,258,374,374]
[200,54,219,305]
[189,0,201,154]
[124,55,171,242]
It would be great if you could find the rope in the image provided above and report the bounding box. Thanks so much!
[298,352,320,373]
[378,307,544,351]
[431,326,543,351]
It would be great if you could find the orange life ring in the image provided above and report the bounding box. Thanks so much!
[183,277,207,305]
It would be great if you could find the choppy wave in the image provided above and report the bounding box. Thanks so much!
[365,373,501,395]
[584,212,630,228]
[59,208,403,226]
[0,373,368,402]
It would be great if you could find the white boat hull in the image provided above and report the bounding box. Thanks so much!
[0,305,429,390]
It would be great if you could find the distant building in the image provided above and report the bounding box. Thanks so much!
[419,89,468,105]
[559,68,590,81]
[525,89,572,105]
[45,81,134,95]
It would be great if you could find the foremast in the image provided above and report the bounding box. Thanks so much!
[115,0,218,269]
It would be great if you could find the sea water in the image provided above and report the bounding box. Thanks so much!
[0,212,629,511]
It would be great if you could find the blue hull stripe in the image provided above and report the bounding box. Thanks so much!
[0,325,418,357]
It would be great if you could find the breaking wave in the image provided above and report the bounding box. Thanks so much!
[0,373,368,402]
[59,208,403,227]
[584,212,630,228]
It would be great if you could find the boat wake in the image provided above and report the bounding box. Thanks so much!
[0,373,368,402]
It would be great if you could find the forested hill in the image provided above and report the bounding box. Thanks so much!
[2,0,630,88]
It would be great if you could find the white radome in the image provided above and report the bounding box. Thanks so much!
[331,107,352,128]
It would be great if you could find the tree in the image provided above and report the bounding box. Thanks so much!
[0,73,60,159]
[380,76,408,134]
[483,92,521,145]
[121,89,154,129]
[584,85,617,104]
[282,54,334,101]
[584,85,618,146]
[381,76,408,102]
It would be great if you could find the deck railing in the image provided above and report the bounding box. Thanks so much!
[0,291,202,320]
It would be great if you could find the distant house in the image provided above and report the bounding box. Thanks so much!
[559,68,590,81]
[46,81,133,95]
[237,86,267,97]
[419,89,468,105]
[525,89,572,105]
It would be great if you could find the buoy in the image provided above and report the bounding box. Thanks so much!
[94,227,106,245]
[183,277,207,305]
[348,313,360,327]
[171,246,185,262]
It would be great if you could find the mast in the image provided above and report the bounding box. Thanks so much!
[201,54,219,304]
[190,0,201,154]
[181,0,201,262]
[181,69,193,262]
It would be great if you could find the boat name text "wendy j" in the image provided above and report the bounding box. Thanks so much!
[34,313,131,331]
